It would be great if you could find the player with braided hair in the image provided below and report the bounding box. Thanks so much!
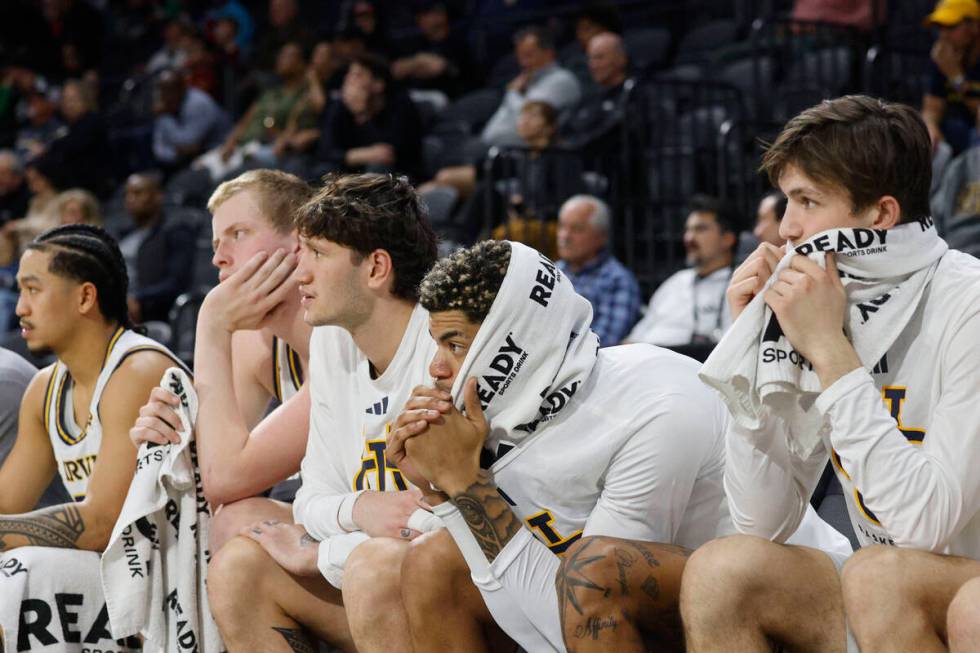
[1,223,187,552]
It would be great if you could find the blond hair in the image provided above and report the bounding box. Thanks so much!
[55,189,102,226]
[208,169,314,233]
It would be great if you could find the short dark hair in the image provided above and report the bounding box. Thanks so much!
[761,189,787,222]
[688,194,742,234]
[420,240,511,323]
[296,174,438,301]
[760,95,931,224]
[350,52,392,87]
[27,224,131,327]
[515,25,557,51]
[575,2,622,34]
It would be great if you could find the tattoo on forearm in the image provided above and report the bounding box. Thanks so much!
[450,470,521,563]
[272,626,316,653]
[0,505,85,550]
[556,537,610,637]
[299,533,318,547]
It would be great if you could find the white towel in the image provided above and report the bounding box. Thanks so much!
[1,547,141,652]
[449,241,600,452]
[700,219,948,459]
[100,367,224,653]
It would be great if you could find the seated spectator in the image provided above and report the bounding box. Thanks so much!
[481,25,582,148]
[754,189,787,246]
[0,150,29,226]
[0,160,61,267]
[391,1,476,99]
[572,2,622,51]
[345,0,390,57]
[31,79,110,198]
[313,52,424,179]
[52,188,101,227]
[626,194,740,347]
[562,31,632,157]
[194,41,311,182]
[14,79,63,163]
[556,194,641,345]
[153,69,231,172]
[922,0,980,155]
[146,18,192,76]
[118,172,195,323]
[254,0,313,71]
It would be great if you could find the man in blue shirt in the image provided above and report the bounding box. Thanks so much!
[556,194,640,346]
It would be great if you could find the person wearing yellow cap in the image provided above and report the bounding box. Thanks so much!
[922,0,980,154]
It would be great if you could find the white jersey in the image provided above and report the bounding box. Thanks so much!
[491,344,732,553]
[44,328,187,501]
[293,304,437,538]
[726,250,980,556]
[270,335,303,402]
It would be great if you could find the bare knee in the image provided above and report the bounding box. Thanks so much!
[841,546,914,618]
[343,537,409,607]
[401,530,469,611]
[682,535,774,611]
[208,536,273,622]
[947,577,980,649]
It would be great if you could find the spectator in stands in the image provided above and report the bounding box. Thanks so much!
[31,79,110,198]
[194,41,311,182]
[0,151,29,226]
[147,18,192,76]
[573,2,623,51]
[922,0,980,155]
[118,172,195,323]
[254,0,313,71]
[391,1,475,99]
[345,0,390,57]
[556,195,641,345]
[562,31,632,156]
[153,69,231,173]
[481,25,582,147]
[14,80,63,163]
[0,160,61,267]
[53,188,101,227]
[41,0,105,81]
[314,52,424,179]
[754,189,787,247]
[626,194,739,347]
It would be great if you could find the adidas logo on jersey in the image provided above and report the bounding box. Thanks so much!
[365,396,389,415]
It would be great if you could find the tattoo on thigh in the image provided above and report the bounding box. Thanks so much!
[556,538,611,637]
[625,540,661,568]
[574,614,619,641]
[641,575,660,602]
[614,547,636,596]
[272,626,316,653]
[0,505,85,549]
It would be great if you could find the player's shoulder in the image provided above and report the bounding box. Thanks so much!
[926,249,980,320]
[309,324,358,369]
[18,362,58,410]
[589,344,712,407]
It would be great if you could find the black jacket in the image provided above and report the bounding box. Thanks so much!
[131,215,196,323]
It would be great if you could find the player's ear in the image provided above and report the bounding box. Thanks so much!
[76,281,99,316]
[871,195,900,230]
[364,248,394,292]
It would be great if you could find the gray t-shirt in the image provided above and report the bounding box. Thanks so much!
[0,347,36,465]
[0,346,70,507]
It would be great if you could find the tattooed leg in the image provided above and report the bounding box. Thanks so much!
[555,535,690,653]
[272,627,316,653]
[0,504,85,551]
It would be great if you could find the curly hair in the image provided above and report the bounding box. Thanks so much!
[420,240,511,323]
[296,173,438,301]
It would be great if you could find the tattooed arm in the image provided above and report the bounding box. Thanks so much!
[0,504,85,550]
[448,469,523,562]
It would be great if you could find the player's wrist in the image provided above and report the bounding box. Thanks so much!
[810,340,862,390]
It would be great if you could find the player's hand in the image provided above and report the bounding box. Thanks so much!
[727,242,784,320]
[200,249,297,333]
[399,378,488,497]
[763,252,848,362]
[351,489,428,540]
[129,387,185,447]
[242,520,319,576]
[388,386,454,498]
